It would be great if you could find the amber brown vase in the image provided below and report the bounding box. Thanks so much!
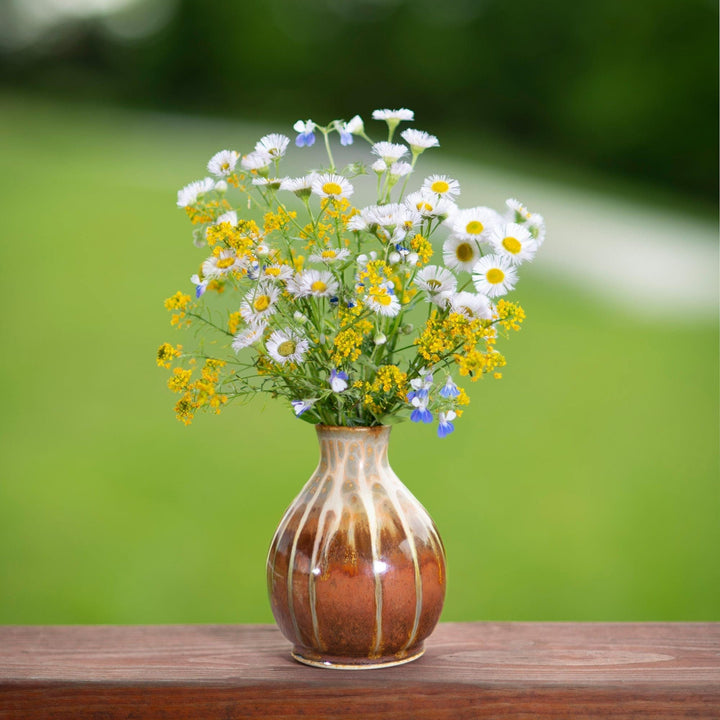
[267,425,446,669]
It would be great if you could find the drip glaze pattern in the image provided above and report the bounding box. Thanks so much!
[267,425,446,668]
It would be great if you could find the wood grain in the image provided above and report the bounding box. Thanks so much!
[0,622,718,719]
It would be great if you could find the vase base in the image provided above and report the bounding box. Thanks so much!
[291,645,425,670]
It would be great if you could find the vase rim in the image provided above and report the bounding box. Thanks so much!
[315,424,390,434]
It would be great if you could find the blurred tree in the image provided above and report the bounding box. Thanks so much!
[0,0,717,202]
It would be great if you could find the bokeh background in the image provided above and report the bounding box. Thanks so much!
[0,0,717,624]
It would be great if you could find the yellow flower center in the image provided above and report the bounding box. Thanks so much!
[311,280,328,294]
[265,267,281,276]
[221,162,230,171]
[455,242,474,262]
[426,279,442,290]
[322,182,343,195]
[373,292,392,306]
[216,256,235,269]
[502,236,522,254]
[253,295,271,311]
[431,180,449,193]
[321,250,337,259]
[486,268,505,284]
[416,201,433,212]
[466,220,484,235]
[277,340,296,357]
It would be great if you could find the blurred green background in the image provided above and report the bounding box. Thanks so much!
[0,0,717,625]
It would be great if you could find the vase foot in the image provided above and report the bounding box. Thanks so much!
[291,645,425,670]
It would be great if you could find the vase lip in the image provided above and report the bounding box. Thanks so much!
[315,424,391,435]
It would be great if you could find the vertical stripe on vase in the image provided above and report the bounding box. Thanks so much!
[386,480,423,652]
[285,472,331,647]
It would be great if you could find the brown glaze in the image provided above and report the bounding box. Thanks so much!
[267,425,446,668]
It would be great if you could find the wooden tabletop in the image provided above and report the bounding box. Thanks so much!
[1,622,718,719]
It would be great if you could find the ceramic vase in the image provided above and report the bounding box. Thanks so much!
[267,425,446,669]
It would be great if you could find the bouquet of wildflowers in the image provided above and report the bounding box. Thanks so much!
[157,109,544,437]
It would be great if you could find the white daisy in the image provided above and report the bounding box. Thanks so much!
[201,249,245,279]
[365,288,401,316]
[308,248,351,264]
[372,108,414,122]
[400,129,439,153]
[292,269,339,298]
[472,254,518,298]
[449,291,493,320]
[311,173,354,200]
[416,265,457,295]
[252,177,287,190]
[505,197,533,223]
[443,235,482,273]
[489,223,538,265]
[232,324,266,352]
[422,175,461,200]
[345,114,364,134]
[527,213,546,246]
[207,150,239,177]
[255,133,290,159]
[405,191,455,219]
[448,207,501,242]
[372,142,408,164]
[240,284,279,322]
[389,161,413,177]
[176,177,214,207]
[347,214,369,232]
[215,210,238,226]
[260,264,294,282]
[266,329,310,365]
[280,174,317,198]
[241,151,272,171]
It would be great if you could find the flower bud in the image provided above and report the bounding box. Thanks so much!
[407,252,419,265]
[214,180,228,193]
[294,311,308,324]
[400,324,414,335]
[374,333,387,345]
[388,251,401,265]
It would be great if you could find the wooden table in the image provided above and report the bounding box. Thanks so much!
[1,623,718,719]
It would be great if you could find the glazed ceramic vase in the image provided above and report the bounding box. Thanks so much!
[267,425,446,669]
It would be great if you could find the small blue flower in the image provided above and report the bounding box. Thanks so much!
[293,119,316,148]
[329,368,349,393]
[437,411,457,438]
[439,376,460,399]
[339,126,354,146]
[329,296,339,306]
[411,406,433,424]
[291,399,315,417]
[191,273,207,298]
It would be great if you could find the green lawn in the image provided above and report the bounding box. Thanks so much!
[0,95,717,623]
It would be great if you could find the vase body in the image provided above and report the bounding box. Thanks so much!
[267,425,446,669]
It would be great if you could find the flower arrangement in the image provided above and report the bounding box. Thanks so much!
[157,109,544,436]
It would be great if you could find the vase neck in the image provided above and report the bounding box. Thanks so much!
[315,425,392,482]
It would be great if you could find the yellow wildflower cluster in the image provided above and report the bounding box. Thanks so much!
[184,199,231,225]
[172,358,228,425]
[157,342,182,368]
[263,206,297,234]
[361,365,408,412]
[228,311,243,335]
[300,221,334,250]
[322,198,358,229]
[410,234,433,265]
[164,291,192,326]
[415,311,485,364]
[495,299,526,332]
[454,348,506,381]
[331,305,372,364]
[206,221,257,259]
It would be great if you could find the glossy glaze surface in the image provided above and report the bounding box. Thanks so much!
[267,425,446,667]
